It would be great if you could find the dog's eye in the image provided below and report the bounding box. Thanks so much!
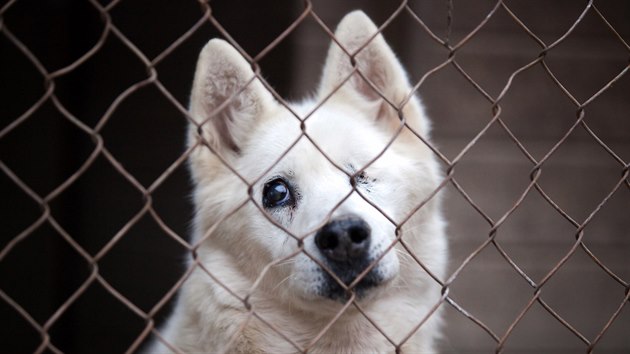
[355,171,368,184]
[263,178,293,208]
[350,169,376,193]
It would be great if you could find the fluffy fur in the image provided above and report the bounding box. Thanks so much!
[149,11,447,354]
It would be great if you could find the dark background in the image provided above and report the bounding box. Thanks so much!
[1,0,629,353]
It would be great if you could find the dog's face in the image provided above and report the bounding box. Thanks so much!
[237,103,428,302]
[187,12,443,309]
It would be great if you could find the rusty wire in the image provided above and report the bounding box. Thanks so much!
[1,0,629,353]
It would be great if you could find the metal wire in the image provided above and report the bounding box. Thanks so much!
[1,0,628,353]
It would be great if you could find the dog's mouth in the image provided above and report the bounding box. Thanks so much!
[318,261,387,302]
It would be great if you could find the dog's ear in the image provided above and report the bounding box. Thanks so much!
[188,39,275,156]
[318,11,429,135]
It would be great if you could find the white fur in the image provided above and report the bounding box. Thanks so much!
[148,11,448,354]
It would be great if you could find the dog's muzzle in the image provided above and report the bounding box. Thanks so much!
[314,215,384,300]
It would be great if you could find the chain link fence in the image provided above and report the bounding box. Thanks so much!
[1,0,629,353]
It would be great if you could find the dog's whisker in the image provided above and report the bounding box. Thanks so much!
[395,249,415,266]
[272,258,296,268]
[271,275,292,292]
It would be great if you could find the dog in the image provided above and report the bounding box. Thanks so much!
[148,10,448,353]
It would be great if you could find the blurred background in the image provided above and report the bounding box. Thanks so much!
[1,0,629,353]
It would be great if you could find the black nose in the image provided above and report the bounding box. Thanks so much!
[315,216,371,262]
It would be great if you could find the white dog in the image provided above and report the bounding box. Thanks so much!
[149,10,448,354]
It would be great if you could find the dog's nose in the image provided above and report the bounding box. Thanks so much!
[315,216,371,262]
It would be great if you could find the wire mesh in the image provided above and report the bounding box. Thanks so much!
[1,0,629,353]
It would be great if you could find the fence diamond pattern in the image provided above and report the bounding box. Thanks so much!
[1,0,629,353]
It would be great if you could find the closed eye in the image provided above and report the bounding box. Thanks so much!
[354,171,369,186]
[347,164,376,191]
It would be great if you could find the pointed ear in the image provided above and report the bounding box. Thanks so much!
[188,39,275,156]
[318,11,429,135]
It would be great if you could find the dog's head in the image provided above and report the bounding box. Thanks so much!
[186,11,445,308]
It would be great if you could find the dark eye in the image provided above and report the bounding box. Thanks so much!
[262,178,293,208]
